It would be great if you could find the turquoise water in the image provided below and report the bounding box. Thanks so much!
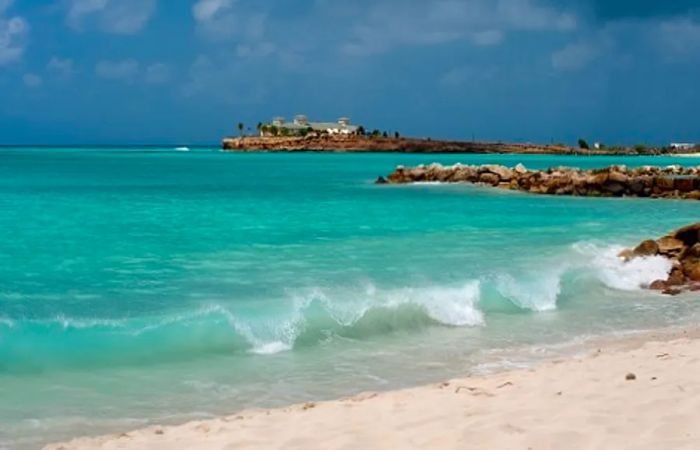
[2,148,700,448]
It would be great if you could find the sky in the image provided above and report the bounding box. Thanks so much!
[0,0,699,145]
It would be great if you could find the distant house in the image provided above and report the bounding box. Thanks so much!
[670,143,696,151]
[261,115,359,136]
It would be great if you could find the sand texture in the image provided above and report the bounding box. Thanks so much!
[45,336,700,450]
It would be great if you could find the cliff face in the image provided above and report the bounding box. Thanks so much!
[222,136,597,154]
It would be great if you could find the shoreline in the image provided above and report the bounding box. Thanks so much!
[45,326,700,450]
[221,136,692,156]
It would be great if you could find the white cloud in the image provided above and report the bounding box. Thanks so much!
[47,56,76,77]
[95,59,140,81]
[656,17,700,60]
[496,0,576,31]
[192,0,234,23]
[341,0,576,56]
[22,73,42,88]
[67,0,157,34]
[0,0,28,66]
[181,54,268,104]
[470,30,504,46]
[192,0,267,43]
[551,41,599,71]
[235,42,276,58]
[439,65,497,87]
[144,62,170,84]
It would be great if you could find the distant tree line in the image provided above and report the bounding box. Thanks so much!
[232,121,402,139]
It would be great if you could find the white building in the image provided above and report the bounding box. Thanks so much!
[670,143,696,150]
[263,115,359,136]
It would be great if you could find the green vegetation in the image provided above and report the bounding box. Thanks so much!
[578,139,590,150]
[298,127,314,137]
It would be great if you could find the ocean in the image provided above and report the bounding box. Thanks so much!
[1,147,700,449]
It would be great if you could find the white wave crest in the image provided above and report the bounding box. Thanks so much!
[293,281,484,328]
[574,243,672,291]
[495,271,562,312]
[400,282,483,326]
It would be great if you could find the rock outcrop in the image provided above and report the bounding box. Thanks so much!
[222,136,686,155]
[222,136,582,154]
[620,223,700,295]
[381,163,700,200]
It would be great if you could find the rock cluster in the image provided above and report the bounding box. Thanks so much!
[620,223,700,295]
[380,163,700,200]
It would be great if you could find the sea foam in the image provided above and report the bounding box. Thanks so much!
[574,243,673,291]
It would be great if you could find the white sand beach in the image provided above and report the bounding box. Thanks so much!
[45,331,700,450]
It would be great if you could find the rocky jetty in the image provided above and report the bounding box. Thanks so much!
[620,224,700,295]
[380,163,700,200]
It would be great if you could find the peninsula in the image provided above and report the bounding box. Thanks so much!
[223,115,697,154]
[222,134,700,155]
[223,135,583,154]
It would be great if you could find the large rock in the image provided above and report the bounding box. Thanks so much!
[602,182,627,195]
[656,176,675,191]
[622,223,700,294]
[586,172,609,186]
[479,173,500,186]
[482,165,513,181]
[514,163,528,175]
[673,223,700,246]
[450,166,477,182]
[633,240,659,257]
[657,237,685,256]
[608,171,629,184]
[675,177,695,192]
[682,255,700,282]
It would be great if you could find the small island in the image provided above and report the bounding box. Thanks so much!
[223,115,699,155]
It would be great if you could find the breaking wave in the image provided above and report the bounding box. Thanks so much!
[0,282,483,371]
[0,241,674,372]
[573,242,673,291]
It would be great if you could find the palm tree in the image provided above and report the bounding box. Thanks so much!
[238,122,244,137]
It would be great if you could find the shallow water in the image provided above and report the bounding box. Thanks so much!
[1,148,700,448]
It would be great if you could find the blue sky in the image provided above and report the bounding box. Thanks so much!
[0,0,699,145]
